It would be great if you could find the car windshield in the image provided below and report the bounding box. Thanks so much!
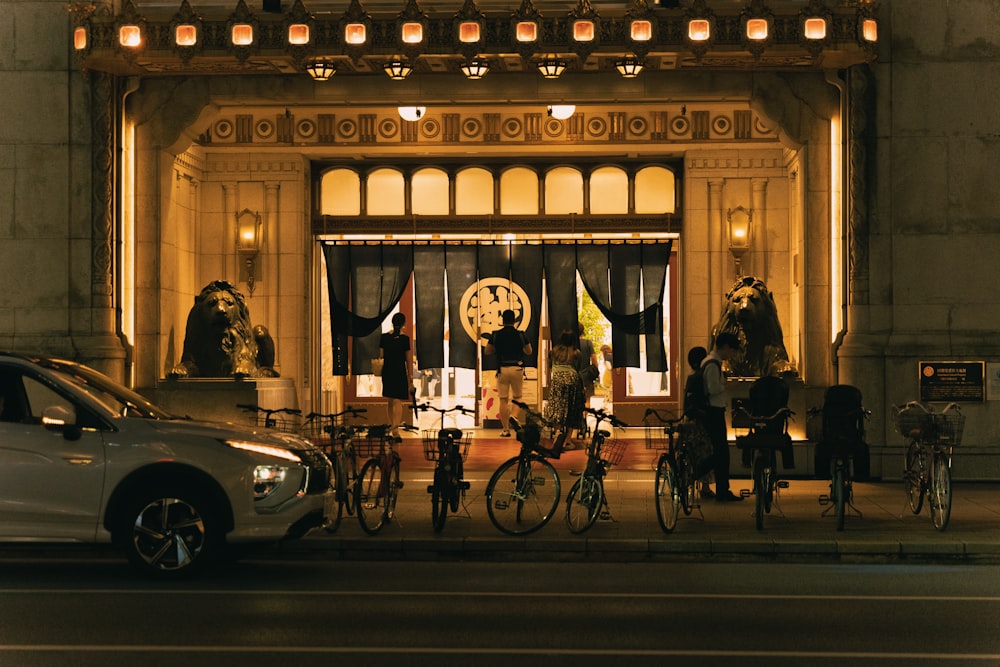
[38,358,175,419]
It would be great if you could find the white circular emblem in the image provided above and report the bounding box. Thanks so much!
[458,277,532,344]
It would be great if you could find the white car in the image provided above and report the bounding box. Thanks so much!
[0,353,333,577]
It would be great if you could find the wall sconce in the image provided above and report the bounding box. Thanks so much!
[615,56,643,78]
[118,24,142,48]
[305,58,336,80]
[547,104,576,120]
[537,57,567,79]
[384,58,413,80]
[727,205,752,276]
[397,106,425,121]
[460,58,490,79]
[236,209,262,296]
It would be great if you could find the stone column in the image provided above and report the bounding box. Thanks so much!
[751,177,768,280]
[708,179,725,320]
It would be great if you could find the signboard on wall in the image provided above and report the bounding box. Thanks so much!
[919,361,984,402]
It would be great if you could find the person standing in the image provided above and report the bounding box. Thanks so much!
[485,309,532,437]
[703,332,742,502]
[379,312,414,437]
[683,345,715,498]
[546,329,586,448]
[576,324,599,437]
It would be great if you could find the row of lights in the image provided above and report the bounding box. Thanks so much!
[75,8,878,82]
[394,104,576,121]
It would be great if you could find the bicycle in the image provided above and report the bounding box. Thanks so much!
[564,406,628,534]
[415,402,474,531]
[485,399,567,536]
[810,385,870,531]
[355,423,409,535]
[300,406,367,533]
[892,401,964,531]
[236,403,302,432]
[644,408,706,533]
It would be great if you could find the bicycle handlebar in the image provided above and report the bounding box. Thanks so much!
[583,406,629,429]
[236,404,302,416]
[304,406,368,420]
[733,405,794,423]
[413,402,474,416]
[643,407,683,427]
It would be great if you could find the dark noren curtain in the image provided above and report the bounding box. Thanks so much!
[446,244,478,370]
[413,245,444,369]
[322,243,412,376]
[544,244,579,343]
[576,240,672,370]
[510,244,542,366]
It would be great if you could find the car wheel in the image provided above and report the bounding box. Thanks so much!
[119,486,220,577]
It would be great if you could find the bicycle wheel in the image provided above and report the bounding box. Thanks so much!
[904,441,925,515]
[752,452,766,530]
[342,449,358,516]
[430,465,448,532]
[486,454,560,536]
[930,451,952,531]
[677,452,696,516]
[322,454,344,533]
[385,455,401,522]
[654,454,679,533]
[356,458,387,535]
[565,475,603,534]
[832,462,846,532]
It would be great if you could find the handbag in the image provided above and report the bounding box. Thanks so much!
[579,363,600,384]
[371,357,384,377]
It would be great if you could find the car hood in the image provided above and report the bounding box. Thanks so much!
[144,418,314,452]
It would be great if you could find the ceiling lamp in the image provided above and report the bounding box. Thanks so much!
[305,59,336,81]
[397,106,426,121]
[615,56,643,78]
[384,59,413,80]
[460,58,490,79]
[537,57,567,79]
[547,104,576,120]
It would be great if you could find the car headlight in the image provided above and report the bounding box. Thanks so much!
[253,465,289,499]
[227,440,303,463]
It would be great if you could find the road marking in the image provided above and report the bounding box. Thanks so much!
[0,646,998,660]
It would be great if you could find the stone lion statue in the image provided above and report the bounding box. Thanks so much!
[170,281,259,379]
[711,276,798,378]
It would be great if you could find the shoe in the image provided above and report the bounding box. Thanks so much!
[716,491,743,502]
[699,484,716,499]
[500,430,511,438]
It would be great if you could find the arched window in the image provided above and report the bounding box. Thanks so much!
[635,166,675,214]
[455,167,494,215]
[320,168,361,215]
[367,168,405,215]
[411,167,450,215]
[499,167,538,215]
[589,166,628,214]
[544,166,584,214]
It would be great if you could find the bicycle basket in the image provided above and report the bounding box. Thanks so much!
[421,429,472,462]
[892,405,930,440]
[931,409,965,446]
[643,412,678,450]
[299,416,332,448]
[356,427,391,458]
[600,438,627,468]
[260,413,301,434]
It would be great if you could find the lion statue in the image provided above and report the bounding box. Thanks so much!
[169,280,259,379]
[711,276,798,378]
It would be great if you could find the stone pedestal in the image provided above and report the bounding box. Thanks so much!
[144,377,298,425]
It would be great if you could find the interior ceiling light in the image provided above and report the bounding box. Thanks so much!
[615,56,643,78]
[305,59,336,81]
[397,106,426,121]
[384,59,413,80]
[460,58,490,79]
[537,57,567,79]
[547,104,576,120]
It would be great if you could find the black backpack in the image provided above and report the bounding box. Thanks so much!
[683,358,720,417]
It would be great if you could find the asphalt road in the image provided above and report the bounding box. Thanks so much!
[1,558,998,666]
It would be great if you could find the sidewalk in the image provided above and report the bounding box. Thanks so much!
[293,435,1000,563]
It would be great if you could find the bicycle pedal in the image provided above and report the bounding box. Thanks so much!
[459,481,471,490]
[599,511,611,520]
[397,482,405,490]
[426,485,435,494]
[777,481,790,489]
[740,489,751,498]
[818,495,830,505]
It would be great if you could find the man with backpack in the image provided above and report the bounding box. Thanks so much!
[683,346,715,498]
[700,332,743,502]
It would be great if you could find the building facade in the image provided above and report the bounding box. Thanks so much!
[4,0,1000,478]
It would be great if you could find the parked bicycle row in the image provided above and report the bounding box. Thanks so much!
[237,382,966,537]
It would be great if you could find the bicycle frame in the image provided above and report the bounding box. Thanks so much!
[415,402,473,531]
[565,407,627,534]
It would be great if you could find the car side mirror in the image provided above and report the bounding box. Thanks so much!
[42,405,82,441]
